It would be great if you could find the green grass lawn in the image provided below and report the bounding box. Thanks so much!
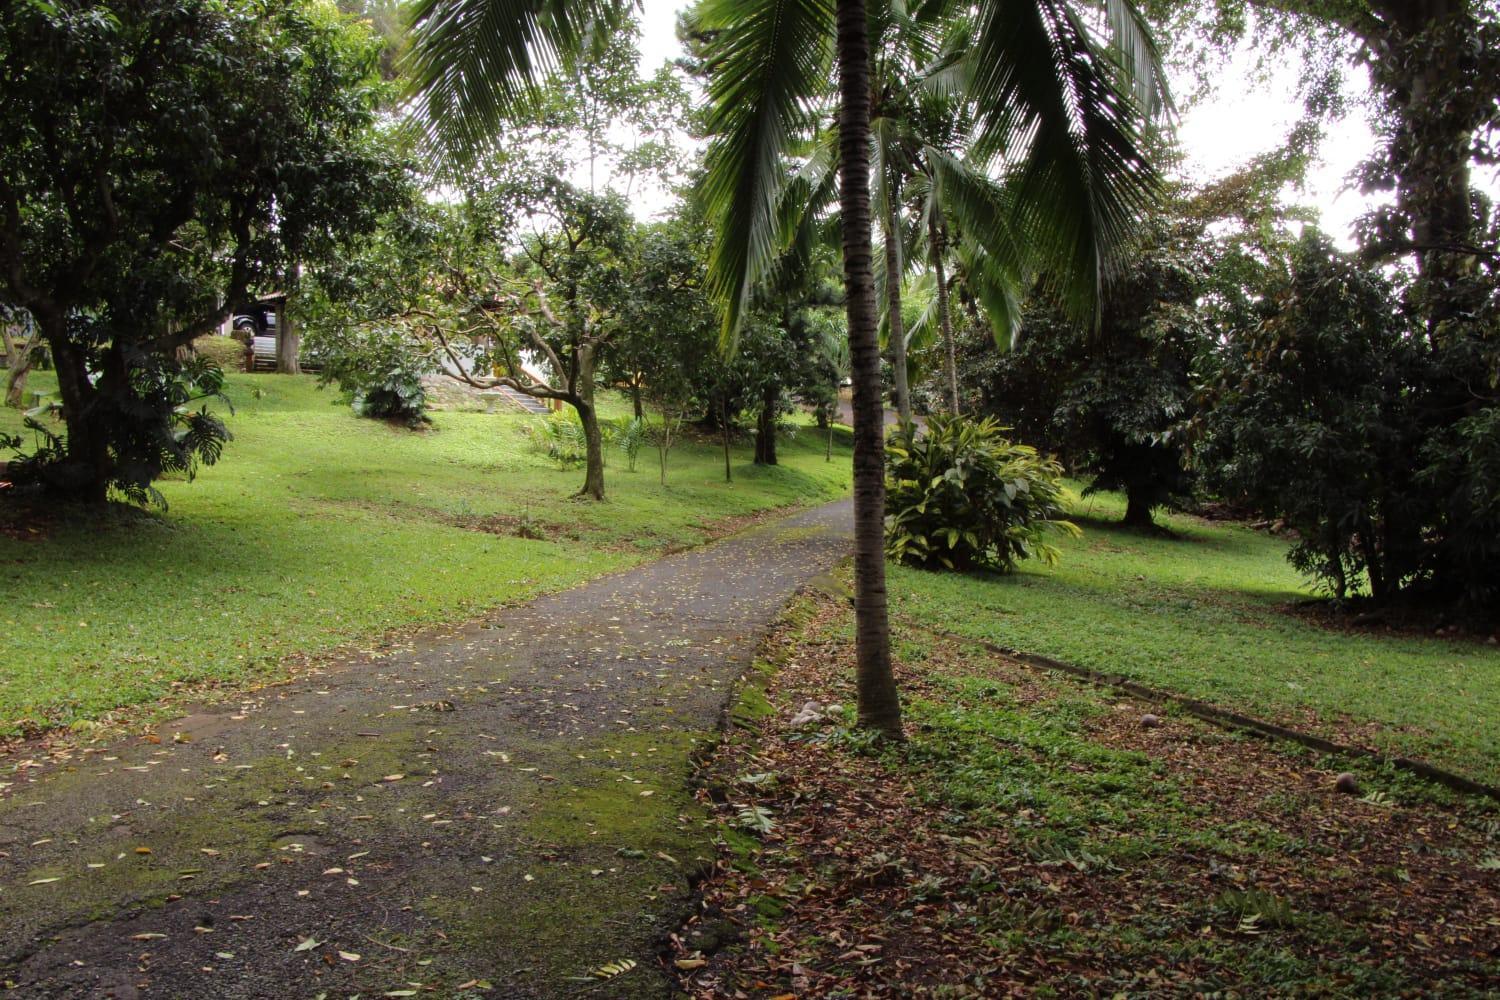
[889,489,1500,787]
[0,373,851,735]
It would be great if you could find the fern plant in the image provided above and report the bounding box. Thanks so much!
[525,410,589,466]
[612,416,647,472]
[885,414,1079,572]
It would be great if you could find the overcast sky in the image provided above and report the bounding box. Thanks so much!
[629,0,1500,249]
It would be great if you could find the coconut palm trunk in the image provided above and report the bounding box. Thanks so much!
[885,201,912,423]
[927,210,960,414]
[836,0,903,739]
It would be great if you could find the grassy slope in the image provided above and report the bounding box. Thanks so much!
[890,489,1500,786]
[0,373,851,734]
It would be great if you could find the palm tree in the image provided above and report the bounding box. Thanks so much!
[404,0,1164,742]
[868,0,955,424]
[696,0,1164,737]
[816,322,852,460]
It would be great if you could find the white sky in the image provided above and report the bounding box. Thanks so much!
[630,0,1499,249]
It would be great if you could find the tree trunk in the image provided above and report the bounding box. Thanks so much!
[1327,525,1349,601]
[1358,515,1387,602]
[657,413,671,486]
[1385,6,1476,341]
[1123,489,1155,529]
[631,380,643,420]
[2,326,34,409]
[754,385,778,465]
[574,399,606,500]
[45,322,110,504]
[720,396,732,483]
[3,366,27,409]
[275,303,301,375]
[836,0,903,739]
[566,346,605,500]
[885,202,912,423]
[928,210,959,415]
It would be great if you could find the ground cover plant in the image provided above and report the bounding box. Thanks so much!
[675,590,1500,997]
[0,373,851,738]
[885,415,1078,572]
[887,486,1500,788]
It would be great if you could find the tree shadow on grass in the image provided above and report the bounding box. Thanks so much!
[1067,510,1254,554]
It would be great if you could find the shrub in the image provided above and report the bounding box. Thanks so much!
[351,368,429,428]
[526,410,590,465]
[885,414,1079,572]
[1198,235,1428,602]
[5,354,231,508]
[612,416,648,472]
[192,335,247,372]
[305,324,431,428]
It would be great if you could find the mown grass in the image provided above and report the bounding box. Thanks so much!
[888,489,1500,786]
[0,373,851,734]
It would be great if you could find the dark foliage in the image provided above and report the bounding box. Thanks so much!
[1200,232,1499,609]
[963,218,1206,528]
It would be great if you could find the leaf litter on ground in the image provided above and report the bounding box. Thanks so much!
[672,590,1500,998]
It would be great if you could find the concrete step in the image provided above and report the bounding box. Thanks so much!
[481,384,552,415]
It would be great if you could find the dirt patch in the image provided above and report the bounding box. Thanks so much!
[0,493,156,543]
[449,510,580,542]
[674,591,1500,997]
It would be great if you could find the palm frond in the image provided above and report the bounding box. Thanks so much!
[924,148,1028,293]
[403,0,623,160]
[955,237,1023,350]
[776,130,841,288]
[1101,0,1170,117]
[902,270,941,355]
[698,0,836,342]
[966,0,1165,326]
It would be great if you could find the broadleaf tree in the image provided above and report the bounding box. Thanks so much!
[0,0,403,504]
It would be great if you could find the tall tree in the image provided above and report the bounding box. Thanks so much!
[1145,0,1498,336]
[695,0,1165,736]
[1150,0,1500,605]
[0,0,401,504]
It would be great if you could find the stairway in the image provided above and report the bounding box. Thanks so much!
[483,384,552,415]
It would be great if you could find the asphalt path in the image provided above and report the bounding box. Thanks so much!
[0,500,853,998]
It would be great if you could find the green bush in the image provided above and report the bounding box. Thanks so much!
[305,324,431,429]
[886,414,1079,572]
[612,416,647,472]
[351,368,430,428]
[526,410,589,465]
[192,335,247,372]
